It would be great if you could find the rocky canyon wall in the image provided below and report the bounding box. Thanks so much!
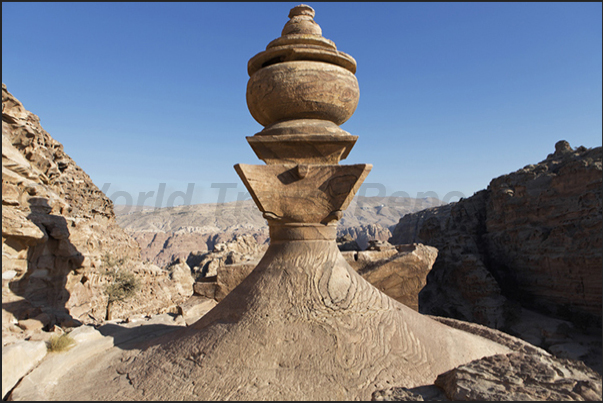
[389,141,602,330]
[2,84,194,335]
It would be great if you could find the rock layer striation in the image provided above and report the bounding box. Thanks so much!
[390,141,602,330]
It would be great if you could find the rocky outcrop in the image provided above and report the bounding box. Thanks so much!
[390,192,510,328]
[389,141,602,332]
[338,223,392,250]
[187,234,268,279]
[2,83,139,328]
[2,84,195,336]
[435,352,602,401]
[373,317,602,401]
[131,226,270,268]
[2,84,202,399]
[2,340,47,398]
[343,242,438,311]
[186,235,267,302]
[190,236,437,312]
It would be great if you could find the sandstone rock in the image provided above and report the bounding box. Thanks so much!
[2,83,141,327]
[390,141,602,332]
[372,385,448,401]
[1,340,46,399]
[117,196,442,268]
[189,234,268,280]
[336,233,360,251]
[214,261,258,302]
[372,387,426,401]
[2,84,205,349]
[435,352,602,401]
[339,223,392,250]
[104,261,195,321]
[177,295,217,326]
[9,326,114,401]
[16,318,44,332]
[193,280,216,299]
[23,6,516,400]
[166,261,194,297]
[344,243,438,311]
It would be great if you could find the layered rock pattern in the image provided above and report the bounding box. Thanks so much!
[390,141,602,331]
[30,6,521,400]
[117,196,440,267]
[435,352,602,401]
[2,84,195,333]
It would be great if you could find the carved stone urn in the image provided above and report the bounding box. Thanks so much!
[91,5,510,400]
[236,4,371,240]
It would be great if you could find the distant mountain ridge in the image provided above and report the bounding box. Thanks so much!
[115,196,444,266]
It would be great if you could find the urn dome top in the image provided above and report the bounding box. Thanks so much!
[247,4,357,76]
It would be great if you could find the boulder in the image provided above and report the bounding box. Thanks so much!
[435,352,602,401]
[177,295,217,326]
[344,243,438,311]
[1,340,47,399]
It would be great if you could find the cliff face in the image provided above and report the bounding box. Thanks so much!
[1,84,193,333]
[390,141,602,330]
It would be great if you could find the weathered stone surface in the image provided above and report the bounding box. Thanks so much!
[16,318,45,332]
[390,192,510,329]
[486,143,602,322]
[12,6,520,400]
[2,84,199,349]
[33,239,512,401]
[1,340,46,399]
[339,223,392,250]
[191,236,437,313]
[214,261,258,302]
[8,326,114,401]
[337,233,361,251]
[2,83,138,327]
[105,261,194,322]
[372,385,448,401]
[234,163,371,223]
[188,234,268,279]
[177,295,217,326]
[247,132,358,164]
[390,141,602,331]
[247,61,359,127]
[344,243,438,311]
[435,352,602,401]
[193,280,216,299]
[118,196,441,267]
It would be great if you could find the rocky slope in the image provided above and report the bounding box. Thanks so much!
[2,84,195,345]
[116,196,442,267]
[389,141,602,372]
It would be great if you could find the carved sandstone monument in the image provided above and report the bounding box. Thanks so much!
[31,6,515,400]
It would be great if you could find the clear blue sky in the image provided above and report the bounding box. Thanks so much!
[3,2,602,207]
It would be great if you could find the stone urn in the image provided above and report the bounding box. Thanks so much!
[247,4,358,130]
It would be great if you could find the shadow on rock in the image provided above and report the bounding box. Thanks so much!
[96,315,187,350]
[5,197,84,330]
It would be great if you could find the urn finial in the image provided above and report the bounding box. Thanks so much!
[237,4,371,227]
[282,4,321,36]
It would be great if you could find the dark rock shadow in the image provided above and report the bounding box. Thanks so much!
[5,197,84,329]
[96,316,187,350]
